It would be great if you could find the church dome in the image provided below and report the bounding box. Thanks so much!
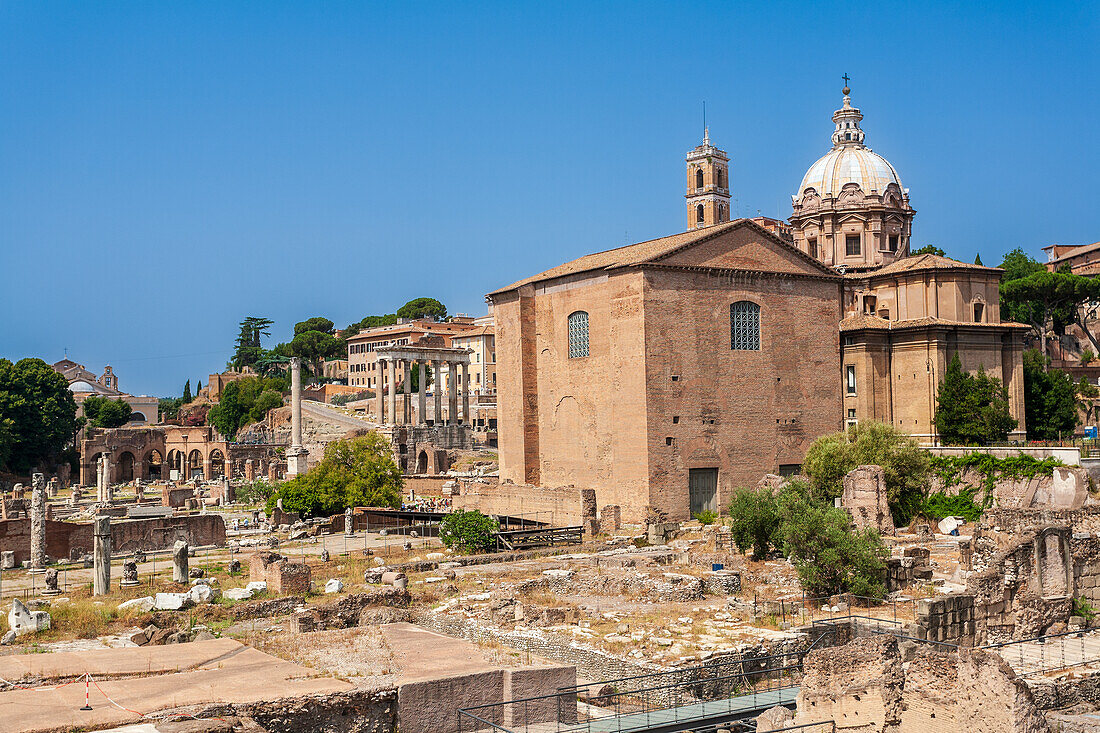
[799,145,902,197]
[796,87,904,197]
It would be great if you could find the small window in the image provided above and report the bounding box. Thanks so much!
[845,234,861,257]
[974,302,985,322]
[889,235,899,252]
[695,168,704,189]
[846,365,857,395]
[863,295,877,315]
[696,204,705,223]
[730,301,761,351]
[848,408,857,418]
[567,311,589,358]
[717,169,724,188]
[808,238,818,258]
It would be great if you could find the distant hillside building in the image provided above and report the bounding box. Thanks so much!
[52,360,158,424]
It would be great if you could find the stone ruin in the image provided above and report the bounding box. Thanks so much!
[841,464,895,534]
[249,550,312,595]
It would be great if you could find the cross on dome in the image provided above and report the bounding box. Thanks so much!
[831,80,865,148]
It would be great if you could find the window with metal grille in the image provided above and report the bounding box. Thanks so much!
[846,234,861,256]
[567,311,589,358]
[730,301,761,351]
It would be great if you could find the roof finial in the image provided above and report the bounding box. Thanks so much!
[842,73,850,97]
[702,100,708,144]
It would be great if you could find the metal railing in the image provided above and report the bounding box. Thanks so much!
[458,629,838,733]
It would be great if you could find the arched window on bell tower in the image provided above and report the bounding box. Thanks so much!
[686,128,730,230]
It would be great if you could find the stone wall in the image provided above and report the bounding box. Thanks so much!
[795,636,1050,732]
[190,687,396,733]
[453,480,595,527]
[0,514,225,565]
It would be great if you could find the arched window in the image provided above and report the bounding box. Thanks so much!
[717,169,724,188]
[696,204,705,223]
[730,301,761,351]
[567,311,589,358]
[695,168,704,189]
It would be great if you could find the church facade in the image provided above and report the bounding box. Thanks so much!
[488,86,1026,522]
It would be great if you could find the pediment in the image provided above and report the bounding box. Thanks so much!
[651,222,835,278]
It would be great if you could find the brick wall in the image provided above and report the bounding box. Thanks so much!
[0,514,226,565]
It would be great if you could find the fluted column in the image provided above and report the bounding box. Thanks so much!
[387,359,397,425]
[433,361,443,425]
[418,362,428,425]
[461,362,470,424]
[448,362,458,425]
[375,359,385,422]
[402,359,412,425]
[286,356,309,476]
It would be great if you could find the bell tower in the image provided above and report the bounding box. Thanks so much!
[685,128,731,230]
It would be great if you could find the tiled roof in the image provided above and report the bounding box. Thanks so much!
[488,219,835,296]
[1049,241,1100,264]
[840,315,1029,332]
[870,253,998,277]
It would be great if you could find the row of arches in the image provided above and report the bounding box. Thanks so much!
[90,448,228,482]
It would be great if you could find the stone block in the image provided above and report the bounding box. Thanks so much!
[153,592,193,611]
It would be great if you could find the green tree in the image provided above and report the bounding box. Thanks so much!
[401,360,434,393]
[1022,349,1080,439]
[727,486,782,560]
[159,397,184,421]
[440,510,500,553]
[294,317,335,336]
[998,248,1046,326]
[974,253,983,266]
[911,244,946,256]
[290,330,341,376]
[802,421,931,524]
[396,297,448,322]
[1002,271,1100,360]
[0,358,82,473]
[267,433,402,517]
[182,379,192,403]
[779,491,888,598]
[232,316,275,371]
[196,379,202,394]
[82,396,133,428]
[207,376,286,439]
[935,353,1018,446]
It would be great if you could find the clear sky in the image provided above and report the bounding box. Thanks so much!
[1,1,1097,398]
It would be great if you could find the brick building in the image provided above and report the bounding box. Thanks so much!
[488,84,1026,522]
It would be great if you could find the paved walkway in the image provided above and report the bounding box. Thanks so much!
[997,630,1100,677]
[0,639,350,732]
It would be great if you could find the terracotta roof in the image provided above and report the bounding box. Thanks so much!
[840,315,1030,332]
[870,253,999,277]
[488,219,836,296]
[1049,241,1100,264]
[451,325,494,338]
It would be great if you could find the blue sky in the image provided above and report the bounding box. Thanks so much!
[1,2,1097,397]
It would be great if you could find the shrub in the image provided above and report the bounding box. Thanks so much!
[920,488,984,523]
[440,510,499,553]
[1073,596,1097,620]
[266,433,402,518]
[727,487,782,560]
[1083,349,1096,366]
[803,421,931,525]
[693,509,719,526]
[779,492,888,599]
[237,479,276,506]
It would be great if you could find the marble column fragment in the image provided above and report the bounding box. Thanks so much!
[93,516,111,596]
[30,473,46,571]
[172,540,189,583]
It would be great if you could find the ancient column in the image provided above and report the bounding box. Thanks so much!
[172,540,189,583]
[96,455,106,502]
[93,516,111,596]
[29,473,46,572]
[391,354,400,422]
[42,568,60,596]
[448,362,458,425]
[375,358,386,423]
[121,560,140,587]
[433,361,443,425]
[418,361,428,425]
[461,361,470,425]
[345,507,353,537]
[402,360,412,425]
[286,356,309,476]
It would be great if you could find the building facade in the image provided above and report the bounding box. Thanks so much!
[489,85,1027,521]
[52,360,159,424]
